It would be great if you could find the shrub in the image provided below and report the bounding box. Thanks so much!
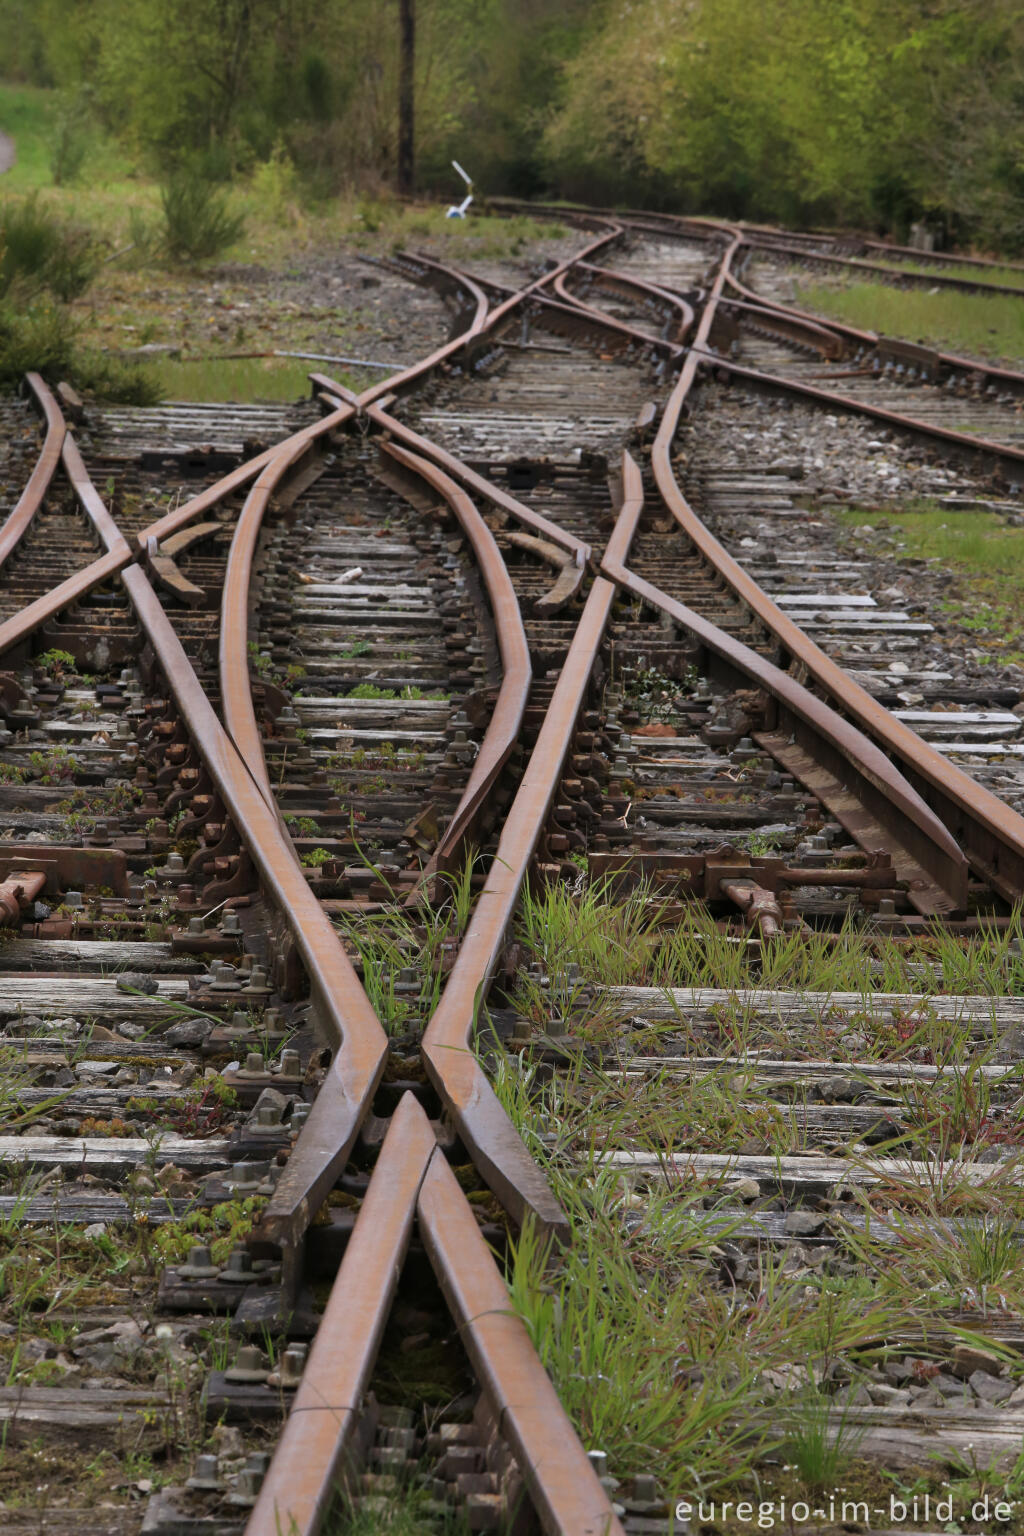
[0,298,77,390]
[0,195,96,301]
[0,299,159,403]
[73,349,161,405]
[49,91,92,187]
[251,140,302,223]
[160,168,246,263]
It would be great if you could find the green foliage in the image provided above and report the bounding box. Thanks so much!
[159,168,246,263]
[0,0,1020,244]
[0,295,160,400]
[300,846,331,868]
[796,277,1024,368]
[250,139,301,223]
[543,0,1024,244]
[71,348,162,405]
[0,194,96,300]
[837,502,1024,662]
[35,648,76,677]
[0,297,77,390]
[49,88,93,186]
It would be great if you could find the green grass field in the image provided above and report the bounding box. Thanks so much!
[0,82,56,186]
[794,277,1024,367]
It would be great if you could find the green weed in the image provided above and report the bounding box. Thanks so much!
[159,168,245,264]
[794,277,1024,366]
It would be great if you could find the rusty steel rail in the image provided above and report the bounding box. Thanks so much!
[0,401,355,663]
[733,220,1024,275]
[652,243,1024,905]
[34,386,391,1281]
[741,235,1024,298]
[692,349,1024,493]
[0,870,46,926]
[219,436,325,804]
[601,456,969,915]
[34,389,624,1533]
[250,1092,623,1536]
[0,248,499,662]
[374,438,532,870]
[0,373,65,570]
[481,218,624,332]
[725,262,1024,397]
[419,481,645,1236]
[248,433,537,1259]
[417,1133,624,1536]
[364,403,592,608]
[124,556,390,1278]
[356,220,624,409]
[313,374,593,605]
[248,1092,436,1536]
[447,258,686,363]
[715,292,844,359]
[368,249,489,340]
[556,258,696,343]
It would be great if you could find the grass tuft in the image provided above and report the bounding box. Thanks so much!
[159,168,246,264]
[0,194,96,301]
[838,501,1024,663]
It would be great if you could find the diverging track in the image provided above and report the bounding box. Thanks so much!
[2,207,1024,1533]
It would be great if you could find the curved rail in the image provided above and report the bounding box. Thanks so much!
[734,221,1024,276]
[602,457,968,913]
[222,429,538,1258]
[374,437,532,870]
[0,401,355,662]
[552,260,695,344]
[652,242,1024,904]
[357,221,623,407]
[220,437,315,803]
[746,222,1024,276]
[0,373,66,570]
[313,373,593,605]
[742,235,1024,298]
[370,249,490,339]
[10,209,1024,1536]
[33,383,391,1274]
[419,479,645,1233]
[692,351,1024,491]
[716,292,844,359]
[0,238,500,664]
[726,261,1024,398]
[48,399,625,1531]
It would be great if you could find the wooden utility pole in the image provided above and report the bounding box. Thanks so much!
[398,0,415,195]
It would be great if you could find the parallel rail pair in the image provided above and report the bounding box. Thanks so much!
[3,204,1024,1533]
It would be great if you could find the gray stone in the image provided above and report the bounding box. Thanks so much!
[867,1383,911,1407]
[783,1211,825,1236]
[969,1370,1014,1405]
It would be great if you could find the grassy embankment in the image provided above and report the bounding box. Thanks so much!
[837,502,1024,665]
[0,82,556,404]
[793,273,1024,369]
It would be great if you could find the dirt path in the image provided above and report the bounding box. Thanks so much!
[0,130,16,174]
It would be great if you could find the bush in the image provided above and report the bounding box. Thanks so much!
[0,298,77,390]
[0,298,159,403]
[0,195,96,301]
[49,90,92,186]
[160,168,246,263]
[72,349,161,405]
[251,140,302,223]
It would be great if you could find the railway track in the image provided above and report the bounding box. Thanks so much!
[1,206,1024,1534]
